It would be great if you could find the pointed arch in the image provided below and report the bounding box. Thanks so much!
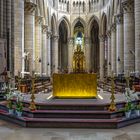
[87,15,99,37]
[51,13,57,35]
[58,16,71,37]
[72,17,86,36]
[100,13,107,36]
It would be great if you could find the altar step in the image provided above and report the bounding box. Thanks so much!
[23,101,126,111]
[0,110,140,129]
[23,109,124,119]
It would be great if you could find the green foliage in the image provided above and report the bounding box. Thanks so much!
[16,102,23,112]
[124,102,134,112]
[7,100,13,109]
[135,104,140,110]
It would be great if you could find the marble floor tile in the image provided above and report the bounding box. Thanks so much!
[0,120,140,140]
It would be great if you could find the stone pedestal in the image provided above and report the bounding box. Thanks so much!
[122,0,135,73]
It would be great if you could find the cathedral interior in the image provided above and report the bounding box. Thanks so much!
[0,0,140,139]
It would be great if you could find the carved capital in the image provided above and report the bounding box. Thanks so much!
[115,13,123,25]
[53,35,59,41]
[111,23,116,32]
[107,30,111,38]
[99,35,105,42]
[47,30,52,39]
[122,0,134,14]
[35,16,43,25]
[25,2,37,15]
[84,37,91,44]
[68,38,74,45]
[42,25,48,33]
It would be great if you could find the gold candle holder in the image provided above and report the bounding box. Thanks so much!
[109,71,117,112]
[29,71,36,111]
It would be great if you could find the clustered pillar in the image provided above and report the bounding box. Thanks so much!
[85,37,91,73]
[116,13,124,74]
[135,0,140,72]
[99,36,105,80]
[35,16,42,74]
[42,25,48,75]
[122,0,135,73]
[24,2,36,73]
[107,31,111,77]
[111,23,116,73]
[68,38,74,73]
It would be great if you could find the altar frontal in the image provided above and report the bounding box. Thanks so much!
[53,74,97,98]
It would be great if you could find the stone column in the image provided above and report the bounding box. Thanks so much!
[68,37,74,73]
[52,35,59,73]
[47,31,51,77]
[24,2,36,73]
[42,25,48,75]
[14,0,24,76]
[85,37,91,72]
[116,13,124,74]
[99,36,105,80]
[122,0,135,73]
[111,23,117,73]
[35,16,42,74]
[135,0,140,72]
[107,31,111,76]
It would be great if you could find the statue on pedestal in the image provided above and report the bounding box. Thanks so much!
[72,44,86,73]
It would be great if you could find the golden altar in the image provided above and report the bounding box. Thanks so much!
[53,73,97,98]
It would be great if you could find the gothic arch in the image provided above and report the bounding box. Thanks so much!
[100,13,107,36]
[58,19,69,71]
[87,15,99,37]
[89,18,100,73]
[58,16,71,37]
[71,17,86,36]
[51,13,57,35]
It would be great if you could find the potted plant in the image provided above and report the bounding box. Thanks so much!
[134,104,140,116]
[15,94,23,117]
[124,102,134,118]
[16,101,23,117]
[6,92,14,114]
[7,100,14,114]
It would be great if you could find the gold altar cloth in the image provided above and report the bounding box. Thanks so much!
[53,74,97,98]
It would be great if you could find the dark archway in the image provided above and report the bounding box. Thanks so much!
[90,20,99,73]
[58,20,68,71]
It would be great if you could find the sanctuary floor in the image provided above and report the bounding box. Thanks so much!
[22,91,127,105]
[0,119,140,140]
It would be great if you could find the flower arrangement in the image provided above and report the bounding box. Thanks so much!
[124,102,134,112]
[134,104,140,110]
[16,93,24,113]
[6,92,14,110]
[6,90,24,116]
